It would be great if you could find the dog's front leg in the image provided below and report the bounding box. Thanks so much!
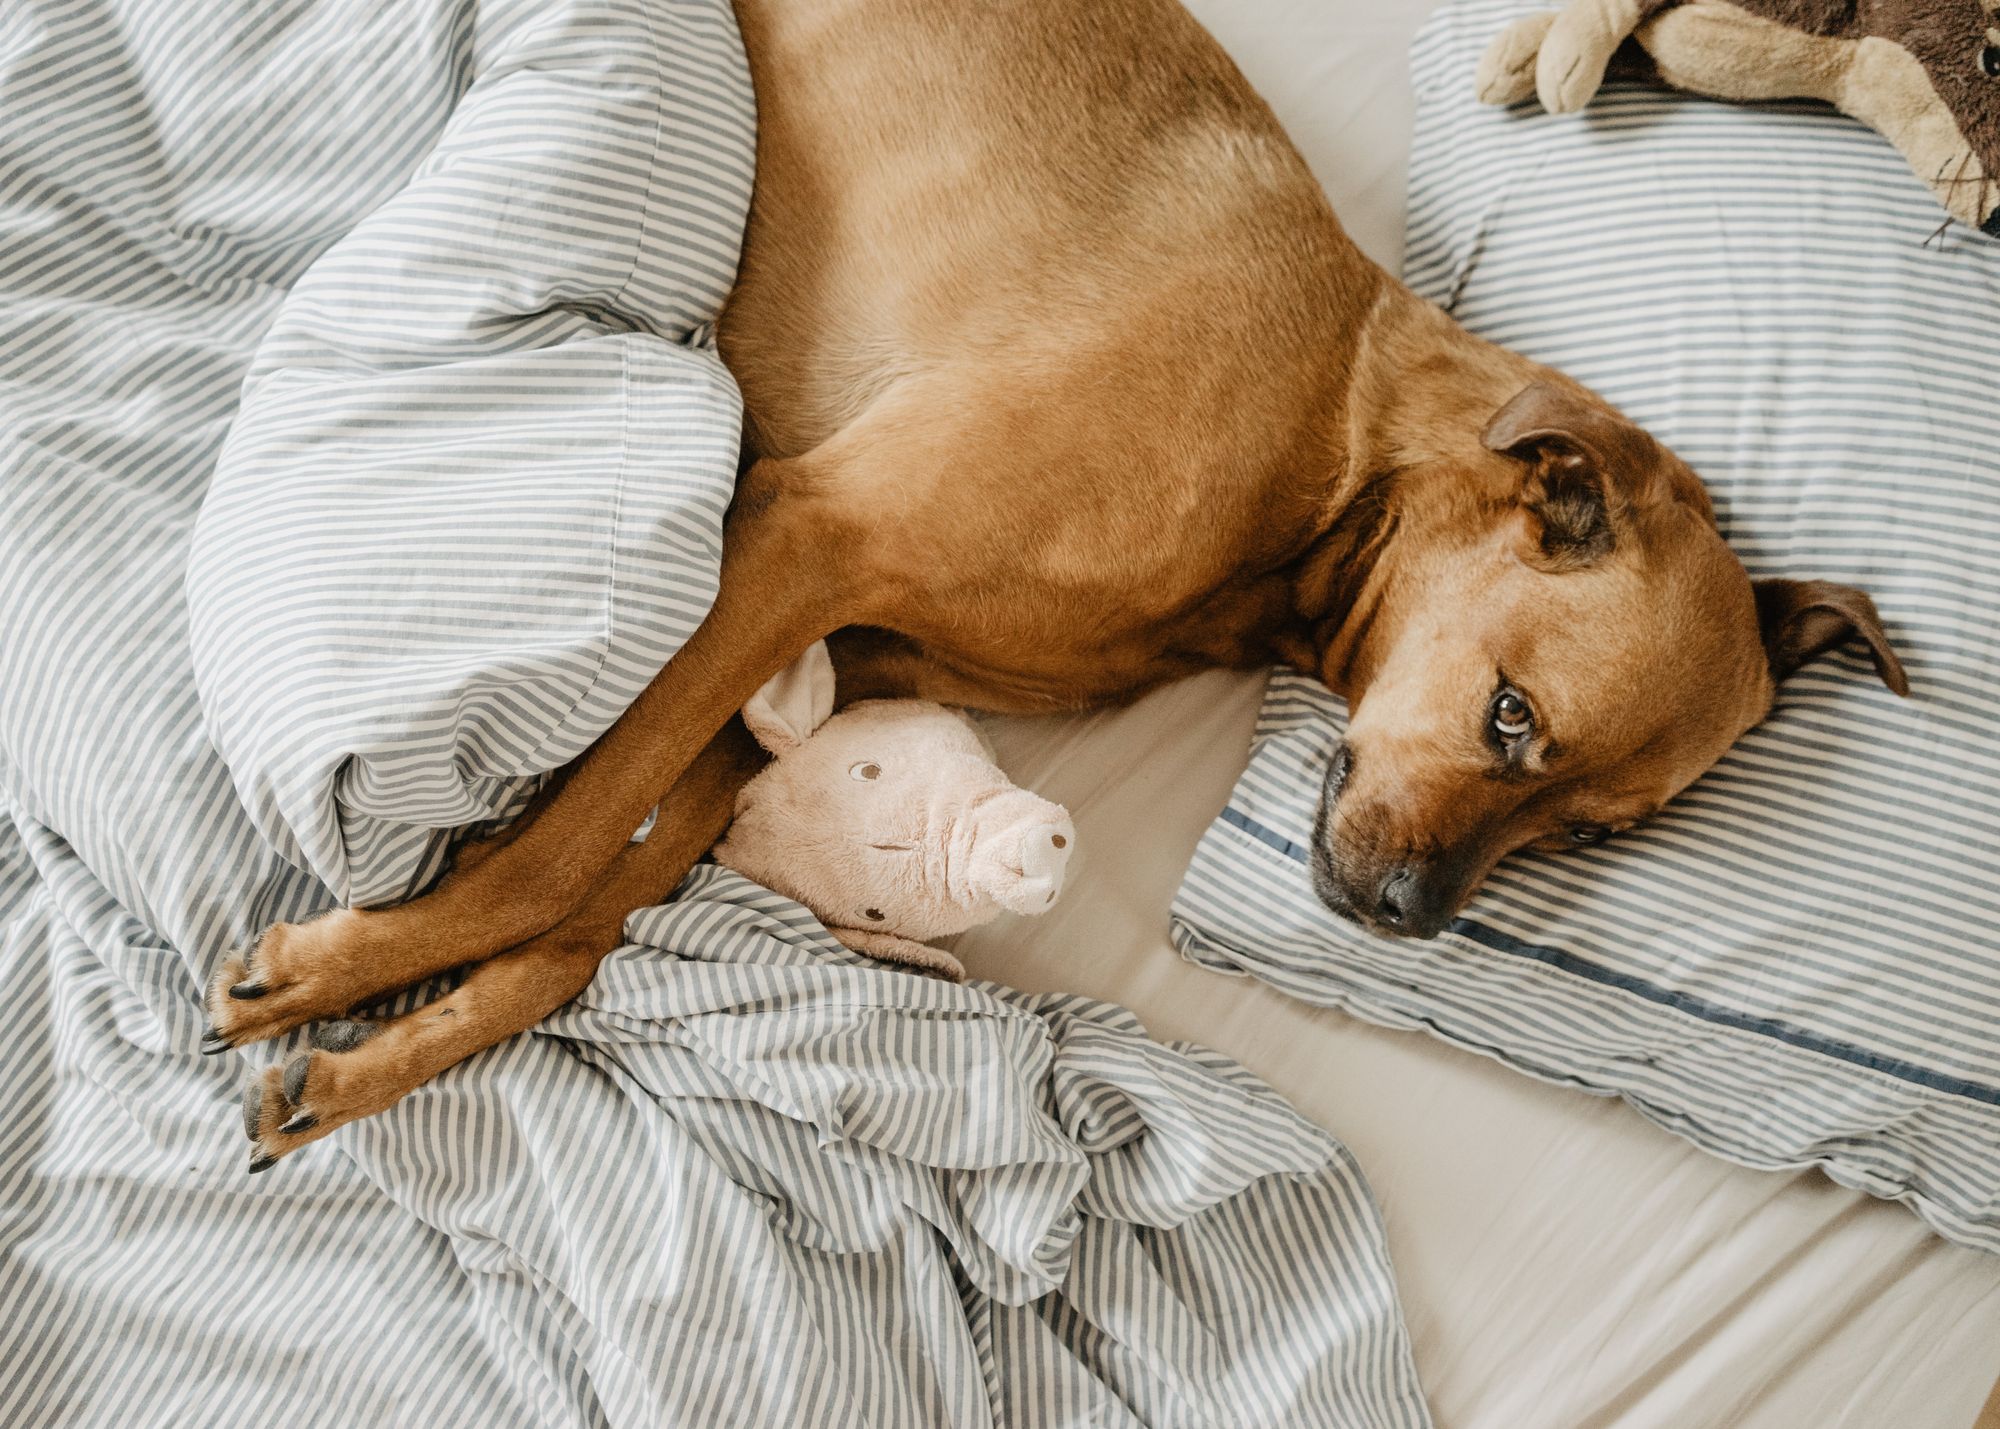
[207,462,856,1052]
[237,719,762,1168]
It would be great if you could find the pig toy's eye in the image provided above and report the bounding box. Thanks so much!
[850,761,882,781]
[1983,43,2000,79]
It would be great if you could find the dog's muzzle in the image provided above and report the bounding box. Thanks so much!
[1309,741,1457,939]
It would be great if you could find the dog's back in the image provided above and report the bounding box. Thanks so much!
[721,0,1372,468]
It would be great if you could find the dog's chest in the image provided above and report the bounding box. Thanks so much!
[906,557,1297,711]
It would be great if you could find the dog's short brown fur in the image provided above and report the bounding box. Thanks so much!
[210,0,1905,1167]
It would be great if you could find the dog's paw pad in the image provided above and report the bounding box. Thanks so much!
[309,1018,382,1054]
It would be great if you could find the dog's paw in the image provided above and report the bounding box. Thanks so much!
[202,916,366,1054]
[1475,11,1559,106]
[236,1019,392,1170]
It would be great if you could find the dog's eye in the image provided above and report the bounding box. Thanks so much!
[1491,689,1534,741]
[1982,44,2000,79]
[1569,823,1610,847]
[862,907,886,921]
[849,761,882,781]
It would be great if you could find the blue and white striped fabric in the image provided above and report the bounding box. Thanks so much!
[182,0,752,908]
[1175,0,2000,1253]
[0,1,1431,1422]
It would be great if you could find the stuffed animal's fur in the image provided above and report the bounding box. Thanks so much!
[710,642,1074,981]
[1478,0,2000,235]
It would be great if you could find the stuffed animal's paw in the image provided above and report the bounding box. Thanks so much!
[830,927,966,981]
[1476,2,1640,115]
[1476,12,1559,106]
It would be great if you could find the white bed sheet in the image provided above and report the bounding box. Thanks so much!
[950,4,2000,1423]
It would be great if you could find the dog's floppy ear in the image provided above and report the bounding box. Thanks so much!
[1754,579,1910,697]
[742,640,837,752]
[1482,380,1672,571]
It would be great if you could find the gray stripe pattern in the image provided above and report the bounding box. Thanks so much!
[1174,0,2000,1252]
[0,0,1431,1421]
[183,0,751,907]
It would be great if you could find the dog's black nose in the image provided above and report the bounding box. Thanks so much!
[1984,208,2000,239]
[1375,865,1417,928]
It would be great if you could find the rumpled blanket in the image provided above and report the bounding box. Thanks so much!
[0,0,1429,1424]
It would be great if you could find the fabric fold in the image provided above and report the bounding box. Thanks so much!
[185,0,753,906]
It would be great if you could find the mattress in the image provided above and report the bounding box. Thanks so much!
[952,2,2000,1425]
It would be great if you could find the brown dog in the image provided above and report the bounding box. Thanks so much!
[213,0,1905,1167]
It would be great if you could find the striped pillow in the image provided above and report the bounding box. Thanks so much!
[1173,0,2000,1250]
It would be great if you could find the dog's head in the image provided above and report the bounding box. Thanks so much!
[1309,380,1907,939]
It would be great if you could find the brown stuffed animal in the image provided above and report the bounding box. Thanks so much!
[1477,1,2000,236]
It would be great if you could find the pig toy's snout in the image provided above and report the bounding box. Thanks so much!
[969,796,1075,916]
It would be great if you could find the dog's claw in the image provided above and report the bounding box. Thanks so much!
[247,1153,277,1175]
[239,1083,263,1140]
[200,1030,231,1056]
[227,981,267,1000]
[278,1113,317,1135]
[282,1052,313,1106]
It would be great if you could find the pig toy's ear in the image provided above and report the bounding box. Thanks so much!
[952,706,998,762]
[742,641,836,754]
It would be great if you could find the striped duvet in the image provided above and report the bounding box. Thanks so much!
[0,0,1429,1424]
[1175,0,2000,1253]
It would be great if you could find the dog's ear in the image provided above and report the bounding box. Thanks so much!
[1754,578,1910,696]
[1482,380,1671,571]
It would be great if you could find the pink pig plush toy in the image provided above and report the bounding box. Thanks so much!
[711,641,1075,981]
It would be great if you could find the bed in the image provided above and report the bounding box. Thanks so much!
[2,0,1455,1420]
[5,1,1998,1424]
[954,3,2000,1426]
